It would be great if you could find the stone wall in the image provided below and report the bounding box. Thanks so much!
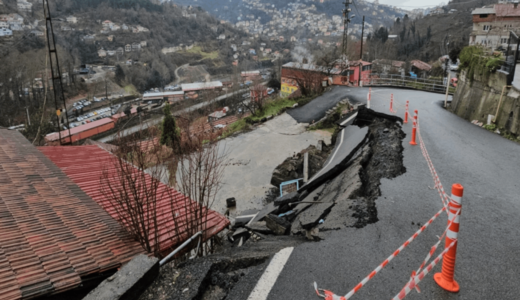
[451,70,520,135]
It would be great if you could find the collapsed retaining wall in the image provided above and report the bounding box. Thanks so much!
[451,70,520,135]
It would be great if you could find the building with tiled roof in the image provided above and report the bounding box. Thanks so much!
[0,129,146,300]
[38,144,230,256]
[470,3,520,49]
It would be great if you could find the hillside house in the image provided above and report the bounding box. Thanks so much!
[410,60,432,78]
[17,0,32,12]
[140,40,147,47]
[66,16,77,24]
[125,44,131,52]
[131,42,141,51]
[348,60,372,86]
[0,27,12,36]
[98,49,107,57]
[470,3,520,49]
[107,35,114,41]
[281,62,335,97]
[102,20,113,29]
[0,21,7,28]
[217,34,226,40]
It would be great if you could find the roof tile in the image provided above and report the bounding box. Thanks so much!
[0,129,145,300]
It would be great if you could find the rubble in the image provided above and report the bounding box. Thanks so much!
[245,221,273,235]
[265,214,291,235]
[274,191,299,206]
[270,144,331,189]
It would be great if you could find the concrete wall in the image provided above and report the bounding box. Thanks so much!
[451,69,520,134]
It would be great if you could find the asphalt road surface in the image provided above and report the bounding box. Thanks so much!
[287,86,352,123]
[246,87,520,299]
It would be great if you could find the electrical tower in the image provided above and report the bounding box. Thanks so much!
[43,0,71,145]
[341,0,354,69]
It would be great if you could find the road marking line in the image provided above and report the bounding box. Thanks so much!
[247,247,294,300]
[308,127,346,183]
[340,112,358,126]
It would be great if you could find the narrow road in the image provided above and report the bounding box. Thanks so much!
[243,88,520,299]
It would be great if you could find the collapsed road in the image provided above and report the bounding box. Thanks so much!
[138,104,409,300]
[139,87,520,300]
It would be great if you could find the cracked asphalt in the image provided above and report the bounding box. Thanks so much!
[258,87,520,299]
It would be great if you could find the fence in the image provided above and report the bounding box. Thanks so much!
[366,74,451,94]
[280,179,303,196]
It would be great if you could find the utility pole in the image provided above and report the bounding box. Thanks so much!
[341,0,354,70]
[359,15,365,87]
[43,0,71,145]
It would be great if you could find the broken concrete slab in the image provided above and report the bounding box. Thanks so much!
[274,191,299,206]
[318,198,358,231]
[245,221,273,235]
[265,214,291,235]
[249,202,276,224]
[301,125,369,196]
[83,255,159,300]
[296,202,335,230]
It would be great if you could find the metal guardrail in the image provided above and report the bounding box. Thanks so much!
[159,231,203,266]
[366,74,450,94]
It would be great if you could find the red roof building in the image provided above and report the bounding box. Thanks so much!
[44,118,115,146]
[38,145,230,255]
[0,129,145,300]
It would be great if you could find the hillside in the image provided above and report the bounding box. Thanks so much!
[366,0,499,64]
[171,0,404,28]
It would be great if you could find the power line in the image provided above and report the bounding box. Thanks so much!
[352,0,361,18]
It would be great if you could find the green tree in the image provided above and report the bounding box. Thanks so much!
[115,64,125,85]
[160,103,180,150]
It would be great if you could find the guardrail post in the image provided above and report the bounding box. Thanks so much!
[434,183,463,293]
[390,94,394,113]
[367,87,371,109]
[404,100,409,124]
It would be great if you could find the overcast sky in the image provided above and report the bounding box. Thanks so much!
[376,0,446,9]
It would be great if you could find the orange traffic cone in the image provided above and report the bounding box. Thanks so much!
[434,184,463,293]
[409,110,418,146]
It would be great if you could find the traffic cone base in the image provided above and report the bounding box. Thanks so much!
[409,140,417,146]
[434,273,460,293]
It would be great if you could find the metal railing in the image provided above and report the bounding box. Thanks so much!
[366,74,450,94]
[159,231,203,266]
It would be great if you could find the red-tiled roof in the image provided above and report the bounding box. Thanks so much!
[410,60,432,71]
[0,129,145,300]
[45,118,114,142]
[38,145,230,254]
[495,4,520,17]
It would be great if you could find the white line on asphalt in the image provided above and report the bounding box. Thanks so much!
[247,247,294,300]
[340,111,358,126]
[307,127,346,184]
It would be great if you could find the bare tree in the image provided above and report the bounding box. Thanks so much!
[100,127,176,257]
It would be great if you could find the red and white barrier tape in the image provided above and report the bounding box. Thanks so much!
[395,207,460,297]
[314,205,447,300]
[313,106,454,300]
[416,119,451,210]
[391,240,457,300]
